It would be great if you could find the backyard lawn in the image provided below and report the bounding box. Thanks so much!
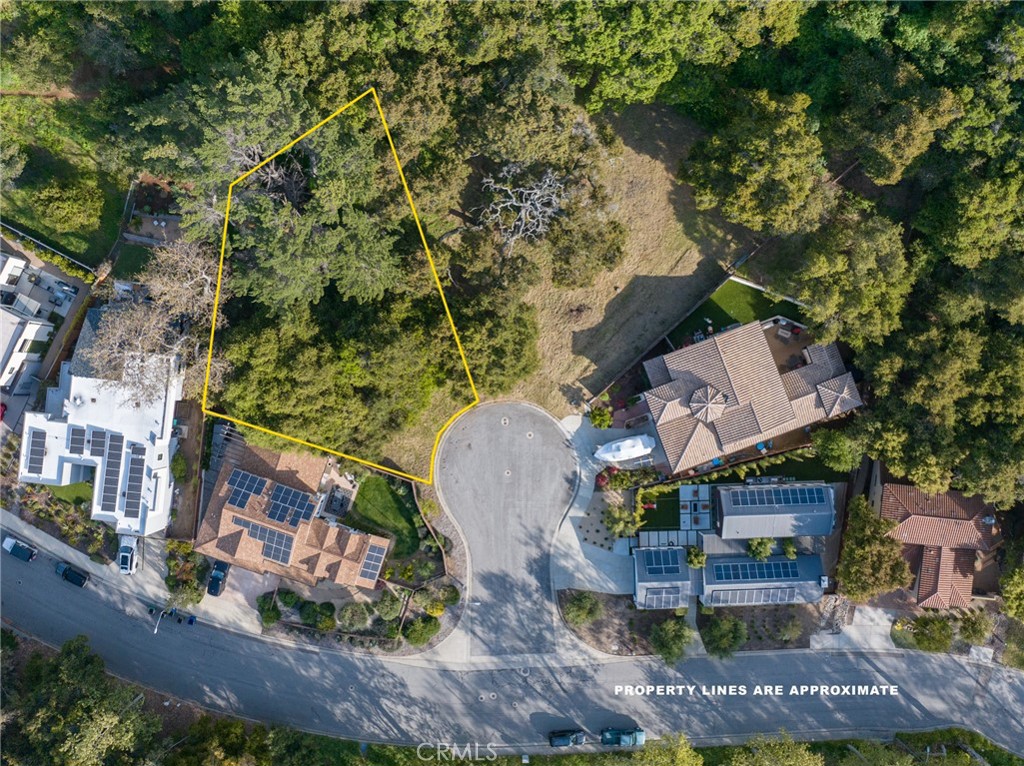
[348,476,420,557]
[111,243,153,278]
[648,490,681,529]
[44,481,93,505]
[667,278,805,348]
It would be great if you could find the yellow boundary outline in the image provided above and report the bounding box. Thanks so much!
[201,87,479,485]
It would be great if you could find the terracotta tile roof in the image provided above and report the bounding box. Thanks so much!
[196,449,389,590]
[642,322,860,475]
[881,484,1000,551]
[916,546,974,609]
[881,482,1002,608]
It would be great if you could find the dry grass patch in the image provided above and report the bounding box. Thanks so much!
[508,105,756,416]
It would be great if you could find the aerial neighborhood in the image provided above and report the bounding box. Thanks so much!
[1,1,1022,764]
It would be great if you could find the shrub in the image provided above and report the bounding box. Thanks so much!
[702,614,748,658]
[412,589,434,609]
[603,504,645,537]
[776,616,803,643]
[403,616,440,646]
[315,602,336,632]
[374,591,404,621]
[746,537,774,562]
[277,589,300,609]
[607,467,659,490]
[595,471,610,489]
[424,600,446,617]
[338,603,370,632]
[298,601,320,627]
[563,591,603,627]
[958,612,992,645]
[687,546,707,569]
[256,592,281,628]
[415,559,436,579]
[164,541,210,608]
[437,584,460,606]
[837,496,914,601]
[781,538,798,560]
[170,451,188,484]
[589,407,613,429]
[913,615,954,652]
[650,617,694,665]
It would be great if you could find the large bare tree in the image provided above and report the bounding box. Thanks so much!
[479,163,566,256]
[82,239,230,403]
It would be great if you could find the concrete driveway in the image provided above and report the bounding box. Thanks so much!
[434,402,578,658]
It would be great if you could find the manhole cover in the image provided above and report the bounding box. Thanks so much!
[526,432,534,439]
[505,469,512,476]
[512,702,519,708]
[489,693,497,700]
[478,695,486,702]
[518,668,530,677]
[501,417,510,426]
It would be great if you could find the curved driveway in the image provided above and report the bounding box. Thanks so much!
[434,401,578,657]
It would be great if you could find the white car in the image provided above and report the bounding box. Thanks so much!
[118,535,139,575]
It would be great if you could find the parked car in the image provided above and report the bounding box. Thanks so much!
[47,296,64,307]
[600,727,646,747]
[56,561,89,587]
[207,560,230,596]
[2,535,38,562]
[549,730,587,748]
[55,280,79,295]
[118,535,139,575]
[0,402,7,421]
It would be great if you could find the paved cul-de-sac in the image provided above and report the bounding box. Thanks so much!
[435,401,579,657]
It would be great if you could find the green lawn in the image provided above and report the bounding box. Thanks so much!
[681,451,850,486]
[111,243,153,278]
[46,481,94,505]
[647,489,681,529]
[667,278,805,348]
[348,476,420,557]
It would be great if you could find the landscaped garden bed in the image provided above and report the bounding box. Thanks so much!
[698,604,822,655]
[10,483,117,563]
[557,589,672,657]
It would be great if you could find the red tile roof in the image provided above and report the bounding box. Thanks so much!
[881,483,1001,608]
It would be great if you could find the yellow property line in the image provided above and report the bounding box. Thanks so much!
[201,87,479,485]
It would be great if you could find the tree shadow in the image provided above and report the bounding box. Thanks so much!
[572,268,727,396]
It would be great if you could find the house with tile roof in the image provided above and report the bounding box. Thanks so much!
[642,320,862,477]
[195,445,390,590]
[869,466,1002,609]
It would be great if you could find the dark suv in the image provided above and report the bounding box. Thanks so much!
[56,562,90,587]
[207,560,230,596]
[549,730,587,747]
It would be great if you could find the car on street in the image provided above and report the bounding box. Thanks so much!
[600,727,646,747]
[0,402,7,421]
[548,729,587,747]
[2,535,38,562]
[118,535,139,574]
[56,561,90,587]
[207,560,230,596]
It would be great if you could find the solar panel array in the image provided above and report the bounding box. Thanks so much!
[267,483,316,527]
[729,486,827,508]
[89,429,107,457]
[68,427,86,455]
[232,516,293,564]
[226,469,267,509]
[643,586,683,609]
[642,548,681,575]
[709,587,798,606]
[713,560,800,582]
[123,444,146,519]
[100,434,125,513]
[358,543,387,582]
[26,430,46,474]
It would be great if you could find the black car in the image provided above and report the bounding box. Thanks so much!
[56,561,89,587]
[2,535,38,562]
[549,730,587,747]
[207,560,230,596]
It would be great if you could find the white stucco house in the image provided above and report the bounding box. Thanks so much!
[18,308,184,538]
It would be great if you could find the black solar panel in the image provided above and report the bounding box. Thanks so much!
[642,548,681,576]
[68,427,86,455]
[267,483,316,526]
[26,430,46,474]
[226,469,267,509]
[358,543,387,582]
[729,487,827,508]
[713,560,799,582]
[123,444,146,519]
[100,434,124,513]
[89,429,106,457]
[232,516,293,564]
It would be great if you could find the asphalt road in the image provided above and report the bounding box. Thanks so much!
[4,551,1023,755]
[434,402,578,657]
